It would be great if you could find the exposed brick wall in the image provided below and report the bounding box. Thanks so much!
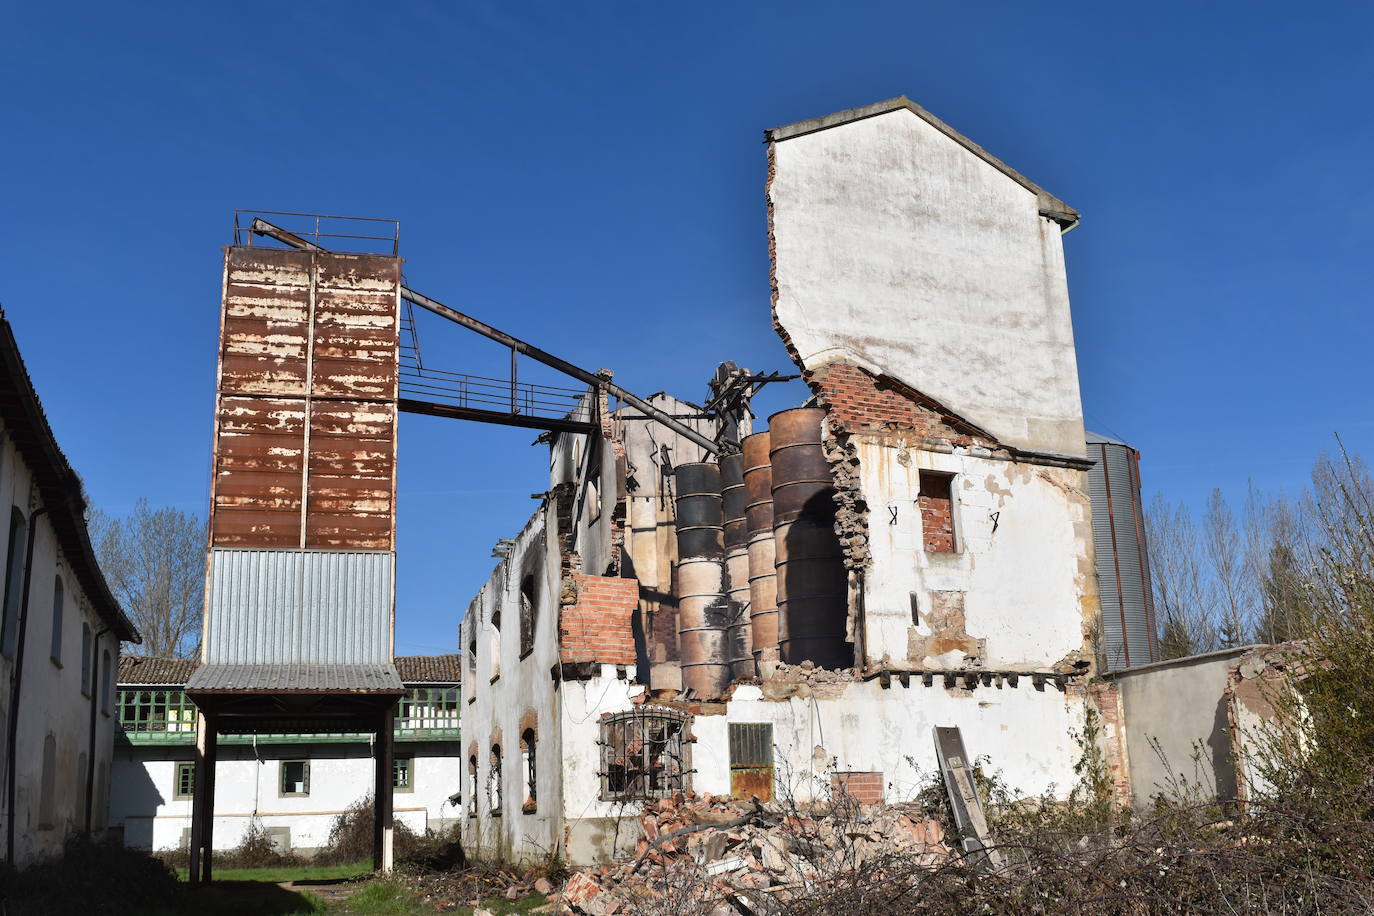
[830,771,885,805]
[1086,682,1133,809]
[918,473,956,553]
[559,574,640,666]
[808,363,1003,452]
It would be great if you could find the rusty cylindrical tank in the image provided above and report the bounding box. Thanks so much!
[720,452,754,679]
[674,463,732,696]
[743,431,780,672]
[768,408,850,669]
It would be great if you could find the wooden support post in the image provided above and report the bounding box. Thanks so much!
[373,708,395,873]
[188,711,218,885]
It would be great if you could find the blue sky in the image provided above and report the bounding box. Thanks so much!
[2,2,1370,655]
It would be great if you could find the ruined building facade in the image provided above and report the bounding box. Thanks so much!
[460,98,1109,864]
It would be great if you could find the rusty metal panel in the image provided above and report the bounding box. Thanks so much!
[211,397,305,548]
[311,253,400,400]
[210,247,400,551]
[306,400,395,549]
[221,247,312,397]
[729,722,774,802]
[205,548,393,665]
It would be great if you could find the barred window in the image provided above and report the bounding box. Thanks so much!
[600,708,691,801]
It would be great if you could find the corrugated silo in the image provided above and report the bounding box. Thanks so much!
[1086,432,1158,670]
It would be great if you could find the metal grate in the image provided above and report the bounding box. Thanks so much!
[600,707,692,800]
[729,723,774,768]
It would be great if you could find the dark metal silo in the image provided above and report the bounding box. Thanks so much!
[674,462,732,696]
[1086,432,1158,671]
[769,408,849,669]
[720,452,755,680]
[743,432,780,673]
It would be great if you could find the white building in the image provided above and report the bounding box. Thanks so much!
[109,654,461,856]
[0,307,141,866]
[458,98,1116,865]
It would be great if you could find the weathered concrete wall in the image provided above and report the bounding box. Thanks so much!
[0,432,122,865]
[110,742,458,853]
[769,106,1085,458]
[1109,647,1252,807]
[458,506,565,864]
[852,435,1096,671]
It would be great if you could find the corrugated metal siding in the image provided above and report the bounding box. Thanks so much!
[205,548,393,664]
[1087,437,1159,671]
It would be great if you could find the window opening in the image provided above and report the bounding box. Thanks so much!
[49,576,64,664]
[468,755,478,817]
[38,734,56,829]
[80,624,92,695]
[600,707,691,800]
[489,607,502,681]
[519,574,536,658]
[393,756,412,791]
[280,760,310,796]
[488,745,503,816]
[2,509,28,657]
[918,472,957,553]
[520,728,537,812]
[175,762,196,800]
[101,649,113,714]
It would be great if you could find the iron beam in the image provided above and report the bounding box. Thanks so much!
[250,217,721,455]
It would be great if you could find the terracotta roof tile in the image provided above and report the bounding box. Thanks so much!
[394,654,463,683]
[118,655,200,685]
[120,654,462,687]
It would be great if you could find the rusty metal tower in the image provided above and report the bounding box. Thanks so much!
[185,213,407,881]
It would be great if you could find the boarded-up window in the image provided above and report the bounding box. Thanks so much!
[601,709,690,800]
[728,723,774,802]
[918,473,957,553]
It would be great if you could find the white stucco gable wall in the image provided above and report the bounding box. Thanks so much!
[769,106,1087,457]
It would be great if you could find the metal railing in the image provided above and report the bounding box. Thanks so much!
[232,210,400,256]
[117,687,460,745]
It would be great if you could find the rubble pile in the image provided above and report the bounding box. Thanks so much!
[555,792,950,915]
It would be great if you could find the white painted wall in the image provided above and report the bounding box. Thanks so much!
[0,430,123,866]
[554,672,1090,864]
[110,742,460,854]
[853,437,1095,670]
[770,108,1086,457]
[459,505,565,864]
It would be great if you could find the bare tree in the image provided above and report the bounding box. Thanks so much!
[90,500,205,658]
[1145,494,1216,658]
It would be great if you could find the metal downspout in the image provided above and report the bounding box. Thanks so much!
[5,506,49,864]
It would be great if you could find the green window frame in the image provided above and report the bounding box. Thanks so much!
[280,760,310,797]
[393,756,413,792]
[175,762,195,800]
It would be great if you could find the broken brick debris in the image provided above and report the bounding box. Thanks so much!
[551,793,949,914]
